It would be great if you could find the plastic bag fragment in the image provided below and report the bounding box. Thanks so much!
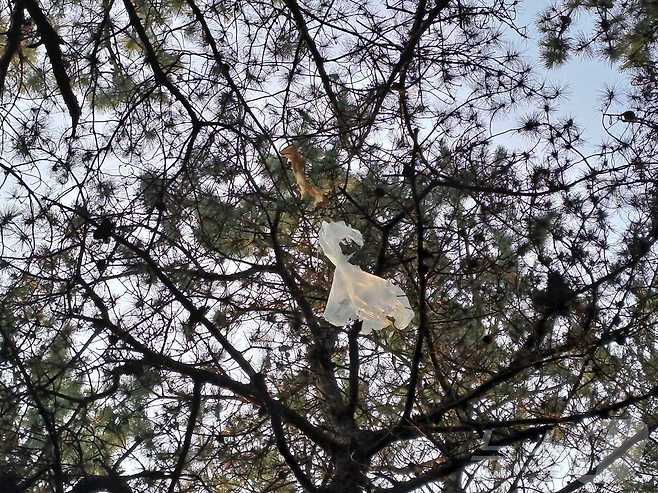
[281,145,327,207]
[319,221,414,334]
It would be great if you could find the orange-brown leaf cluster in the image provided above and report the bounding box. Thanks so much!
[280,145,327,207]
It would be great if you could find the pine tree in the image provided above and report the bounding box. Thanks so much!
[0,0,657,492]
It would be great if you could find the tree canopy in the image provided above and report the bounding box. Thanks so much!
[0,0,657,492]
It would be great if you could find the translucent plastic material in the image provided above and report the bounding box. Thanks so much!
[319,221,414,334]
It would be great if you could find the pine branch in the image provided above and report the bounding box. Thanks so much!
[0,0,25,96]
[23,0,81,137]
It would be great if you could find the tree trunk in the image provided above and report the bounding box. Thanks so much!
[325,449,368,492]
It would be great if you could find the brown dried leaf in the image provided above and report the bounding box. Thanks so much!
[280,145,328,207]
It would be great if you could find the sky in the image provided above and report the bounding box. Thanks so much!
[510,1,629,146]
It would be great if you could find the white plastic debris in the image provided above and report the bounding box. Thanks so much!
[319,221,414,334]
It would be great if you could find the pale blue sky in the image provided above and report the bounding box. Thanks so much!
[511,1,628,146]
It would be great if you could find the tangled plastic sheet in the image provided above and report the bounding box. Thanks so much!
[319,221,414,334]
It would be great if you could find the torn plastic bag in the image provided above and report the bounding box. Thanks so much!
[319,221,414,334]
